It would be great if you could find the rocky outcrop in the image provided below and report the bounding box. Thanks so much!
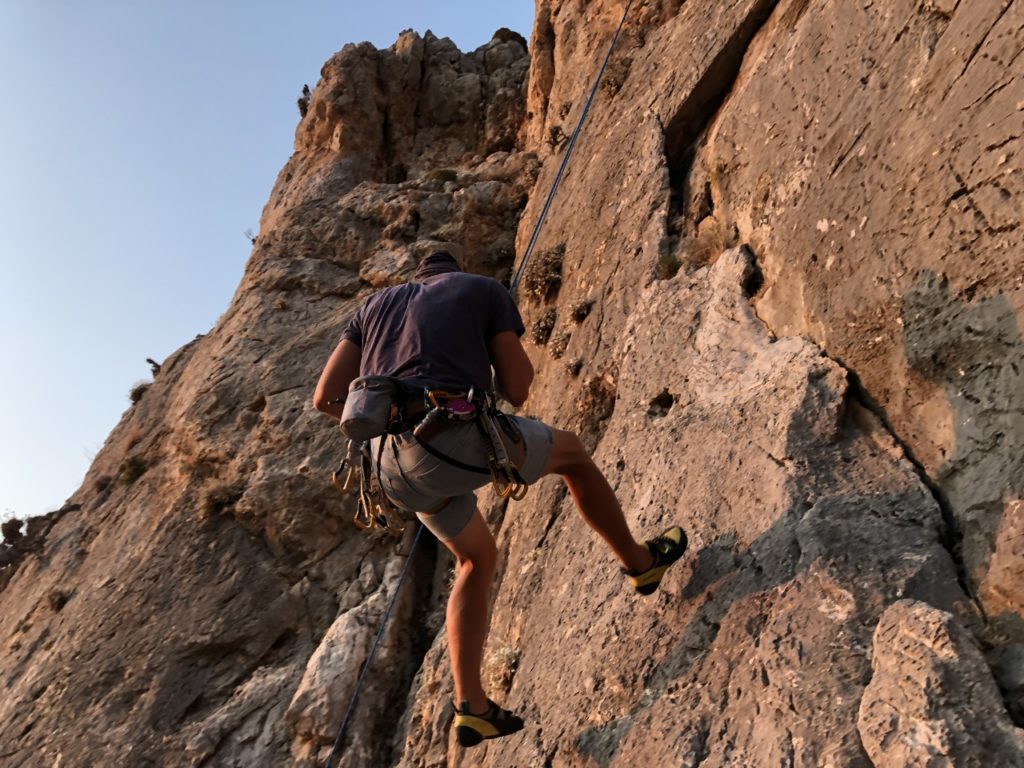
[1,2,1022,767]
[669,0,1024,634]
[859,600,1024,767]
[0,30,531,768]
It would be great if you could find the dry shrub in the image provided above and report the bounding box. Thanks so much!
[522,243,565,302]
[655,251,682,280]
[550,331,571,359]
[492,28,528,49]
[47,589,70,612]
[129,381,150,404]
[601,56,632,96]
[424,168,458,184]
[547,125,568,149]
[484,646,520,694]
[570,299,593,323]
[119,456,148,485]
[202,480,246,517]
[681,216,725,270]
[531,309,557,345]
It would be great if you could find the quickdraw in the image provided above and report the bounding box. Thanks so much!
[416,388,529,501]
[476,395,528,500]
[333,439,405,537]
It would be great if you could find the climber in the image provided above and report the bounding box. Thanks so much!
[313,251,687,747]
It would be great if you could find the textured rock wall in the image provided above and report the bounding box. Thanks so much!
[682,0,1024,644]
[1,2,1022,767]
[399,0,1024,765]
[0,31,532,768]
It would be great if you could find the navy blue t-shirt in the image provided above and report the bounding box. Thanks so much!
[340,271,525,392]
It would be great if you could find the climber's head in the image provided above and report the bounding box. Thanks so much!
[415,251,462,279]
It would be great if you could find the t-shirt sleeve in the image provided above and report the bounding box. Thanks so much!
[339,304,365,346]
[486,281,526,339]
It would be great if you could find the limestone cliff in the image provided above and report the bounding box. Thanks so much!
[2,3,1023,767]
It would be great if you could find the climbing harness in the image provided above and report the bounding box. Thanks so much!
[334,385,531,532]
[414,389,528,500]
[323,2,635,762]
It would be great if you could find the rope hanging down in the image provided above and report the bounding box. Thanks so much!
[324,524,425,768]
[324,4,635,763]
[509,0,636,297]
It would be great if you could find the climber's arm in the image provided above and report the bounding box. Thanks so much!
[489,330,534,408]
[313,339,362,420]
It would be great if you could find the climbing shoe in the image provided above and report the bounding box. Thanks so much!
[453,699,524,747]
[625,526,688,595]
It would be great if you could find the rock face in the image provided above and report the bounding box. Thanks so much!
[0,30,532,768]
[859,600,1024,767]
[1,3,1023,767]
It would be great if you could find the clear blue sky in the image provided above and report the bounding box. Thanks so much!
[0,1,533,526]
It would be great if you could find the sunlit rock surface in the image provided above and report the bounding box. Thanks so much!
[2,3,1022,766]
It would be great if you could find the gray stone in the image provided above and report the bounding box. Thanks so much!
[858,600,1024,767]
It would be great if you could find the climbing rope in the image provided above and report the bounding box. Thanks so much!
[323,4,636,763]
[509,0,636,297]
[324,524,425,768]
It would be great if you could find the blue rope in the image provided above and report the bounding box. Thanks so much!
[324,524,425,768]
[509,0,636,297]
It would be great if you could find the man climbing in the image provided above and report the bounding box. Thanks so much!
[313,251,687,747]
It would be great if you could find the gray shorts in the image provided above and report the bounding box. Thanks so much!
[372,416,553,541]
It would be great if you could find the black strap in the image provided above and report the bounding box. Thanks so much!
[412,433,491,474]
[375,436,387,507]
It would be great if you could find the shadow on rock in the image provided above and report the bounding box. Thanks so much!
[903,270,1024,644]
[576,512,802,766]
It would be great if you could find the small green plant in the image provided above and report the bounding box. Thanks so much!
[129,381,151,404]
[424,168,458,184]
[531,309,557,345]
[119,455,148,486]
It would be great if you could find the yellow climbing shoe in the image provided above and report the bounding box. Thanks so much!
[625,526,688,595]
[453,699,524,747]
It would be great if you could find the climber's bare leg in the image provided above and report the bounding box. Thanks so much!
[543,427,653,573]
[440,509,496,714]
